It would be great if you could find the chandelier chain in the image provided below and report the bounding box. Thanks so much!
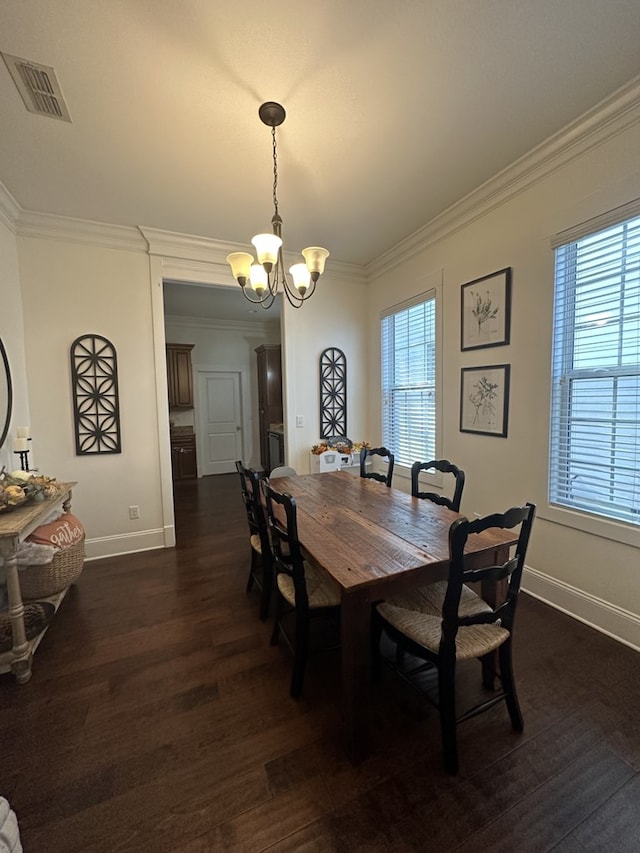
[271,126,279,217]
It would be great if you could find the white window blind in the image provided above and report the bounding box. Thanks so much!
[382,292,436,467]
[549,211,640,525]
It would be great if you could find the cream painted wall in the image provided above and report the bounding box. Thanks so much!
[17,236,165,558]
[281,269,368,474]
[366,119,640,640]
[0,218,30,473]
[164,316,280,470]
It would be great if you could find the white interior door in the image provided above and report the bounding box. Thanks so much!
[197,371,243,475]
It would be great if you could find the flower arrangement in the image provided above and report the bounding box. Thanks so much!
[0,468,60,512]
[311,440,370,455]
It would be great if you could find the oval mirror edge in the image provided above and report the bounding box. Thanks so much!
[0,337,13,450]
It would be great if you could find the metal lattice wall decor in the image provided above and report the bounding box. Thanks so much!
[70,334,122,455]
[319,347,347,439]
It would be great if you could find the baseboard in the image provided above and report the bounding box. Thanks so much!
[523,566,640,653]
[85,528,167,560]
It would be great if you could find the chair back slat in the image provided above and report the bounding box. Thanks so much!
[360,446,395,487]
[411,459,465,512]
[462,555,518,586]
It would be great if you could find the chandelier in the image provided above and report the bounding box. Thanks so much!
[226,102,329,309]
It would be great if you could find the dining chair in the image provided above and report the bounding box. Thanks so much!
[360,446,395,487]
[234,460,273,620]
[372,502,536,773]
[270,465,297,478]
[411,459,465,512]
[263,482,341,698]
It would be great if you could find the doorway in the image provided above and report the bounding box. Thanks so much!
[196,370,244,475]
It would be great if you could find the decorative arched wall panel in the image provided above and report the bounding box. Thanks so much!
[70,334,122,455]
[319,347,347,439]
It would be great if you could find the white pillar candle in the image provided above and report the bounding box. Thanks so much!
[16,426,30,439]
[13,438,28,451]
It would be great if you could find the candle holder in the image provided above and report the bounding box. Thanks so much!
[13,448,30,472]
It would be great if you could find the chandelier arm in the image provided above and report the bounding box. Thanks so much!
[281,282,305,309]
[258,289,277,310]
[282,274,317,308]
[239,284,277,308]
[302,277,318,300]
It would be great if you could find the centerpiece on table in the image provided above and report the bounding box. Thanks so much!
[311,440,370,455]
[0,468,60,513]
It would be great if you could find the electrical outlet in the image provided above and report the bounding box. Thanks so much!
[296,415,304,428]
[129,505,140,520]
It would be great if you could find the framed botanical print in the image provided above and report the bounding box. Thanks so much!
[460,364,510,437]
[461,267,512,351]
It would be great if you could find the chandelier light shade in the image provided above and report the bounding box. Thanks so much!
[226,101,329,308]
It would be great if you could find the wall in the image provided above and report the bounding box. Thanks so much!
[164,314,280,470]
[366,101,640,647]
[16,230,166,558]
[281,266,369,474]
[0,206,30,473]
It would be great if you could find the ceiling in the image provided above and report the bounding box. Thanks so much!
[1,0,639,274]
[163,279,281,324]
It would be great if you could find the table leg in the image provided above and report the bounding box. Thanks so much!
[4,550,33,683]
[340,587,372,764]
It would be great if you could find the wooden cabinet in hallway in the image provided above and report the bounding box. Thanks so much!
[255,344,282,472]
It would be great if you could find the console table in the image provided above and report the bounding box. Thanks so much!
[0,482,76,683]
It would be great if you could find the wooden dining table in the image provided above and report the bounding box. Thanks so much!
[270,470,517,764]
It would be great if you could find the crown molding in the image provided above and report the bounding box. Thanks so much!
[369,75,640,281]
[138,226,231,264]
[16,210,146,252]
[139,226,367,287]
[164,313,279,334]
[0,181,21,233]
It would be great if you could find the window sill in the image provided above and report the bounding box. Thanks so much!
[538,503,640,550]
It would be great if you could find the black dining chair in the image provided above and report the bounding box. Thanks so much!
[372,502,536,773]
[360,446,395,487]
[234,460,273,621]
[263,482,341,698]
[411,459,465,512]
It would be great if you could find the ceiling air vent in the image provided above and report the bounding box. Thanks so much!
[1,52,71,122]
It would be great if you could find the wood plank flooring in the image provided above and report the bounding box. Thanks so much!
[1,473,640,852]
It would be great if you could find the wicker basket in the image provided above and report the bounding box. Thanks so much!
[19,537,86,600]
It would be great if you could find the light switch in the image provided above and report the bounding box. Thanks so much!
[296,415,304,428]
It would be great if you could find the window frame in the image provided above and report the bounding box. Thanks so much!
[547,200,640,546]
[380,283,442,484]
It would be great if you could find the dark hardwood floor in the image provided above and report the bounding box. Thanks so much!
[2,474,640,852]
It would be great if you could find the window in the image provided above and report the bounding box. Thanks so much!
[382,291,437,468]
[550,207,640,526]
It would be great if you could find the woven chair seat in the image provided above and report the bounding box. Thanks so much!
[386,580,487,617]
[377,596,510,660]
[276,562,341,609]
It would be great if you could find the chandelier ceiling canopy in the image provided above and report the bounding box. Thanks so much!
[226,102,329,309]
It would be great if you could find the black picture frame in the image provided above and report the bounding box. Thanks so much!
[461,267,512,351]
[460,364,510,437]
